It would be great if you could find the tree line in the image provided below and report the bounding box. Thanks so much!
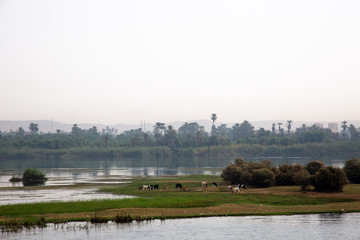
[0,116,359,159]
[222,158,360,192]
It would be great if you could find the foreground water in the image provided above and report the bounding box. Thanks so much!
[3,213,360,240]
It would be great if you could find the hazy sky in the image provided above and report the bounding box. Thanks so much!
[1,0,359,125]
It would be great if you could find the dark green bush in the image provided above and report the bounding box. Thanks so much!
[305,161,325,175]
[311,166,348,192]
[221,158,273,186]
[22,168,47,183]
[251,168,275,187]
[221,164,250,184]
[344,158,360,183]
[275,164,305,186]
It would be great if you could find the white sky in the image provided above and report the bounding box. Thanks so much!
[1,0,360,125]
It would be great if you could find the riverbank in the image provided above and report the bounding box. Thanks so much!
[1,141,360,160]
[1,175,360,224]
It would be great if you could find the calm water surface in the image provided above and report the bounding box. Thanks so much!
[3,213,360,240]
[0,156,348,188]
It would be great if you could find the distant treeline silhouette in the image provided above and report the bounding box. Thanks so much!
[0,121,359,159]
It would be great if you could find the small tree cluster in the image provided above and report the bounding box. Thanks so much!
[221,159,349,192]
[22,168,47,183]
[221,159,275,187]
[344,158,360,183]
[311,167,348,192]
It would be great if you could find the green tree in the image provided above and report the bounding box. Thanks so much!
[71,124,83,135]
[348,124,359,140]
[344,158,360,183]
[232,120,254,139]
[272,123,276,135]
[287,120,292,136]
[22,168,47,183]
[153,122,166,145]
[164,125,178,147]
[29,123,39,134]
[341,121,348,138]
[211,113,217,136]
[277,122,283,135]
[16,127,25,136]
[305,161,325,175]
[311,166,348,192]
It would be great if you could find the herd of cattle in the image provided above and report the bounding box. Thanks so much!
[138,182,247,193]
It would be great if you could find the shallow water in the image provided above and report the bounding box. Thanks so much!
[2,213,360,240]
[0,188,133,205]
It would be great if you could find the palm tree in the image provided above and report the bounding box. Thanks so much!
[29,123,39,134]
[211,113,217,136]
[287,120,292,136]
[341,121,348,138]
[277,122,283,134]
[272,123,276,134]
[211,114,217,128]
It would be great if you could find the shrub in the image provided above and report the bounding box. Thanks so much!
[344,158,360,183]
[275,164,305,186]
[251,168,275,187]
[305,161,325,175]
[293,170,311,191]
[22,168,47,183]
[221,164,250,184]
[311,166,348,192]
[221,159,273,186]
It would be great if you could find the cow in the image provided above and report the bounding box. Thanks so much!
[175,183,182,189]
[212,182,218,187]
[202,181,208,188]
[142,185,149,190]
[232,187,240,194]
[154,184,159,190]
[238,184,247,189]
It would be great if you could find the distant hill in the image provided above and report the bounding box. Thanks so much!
[1,120,359,134]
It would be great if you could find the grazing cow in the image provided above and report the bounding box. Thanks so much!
[212,182,218,187]
[142,185,149,190]
[176,183,182,189]
[154,184,159,190]
[138,186,143,190]
[202,181,208,188]
[228,185,233,190]
[232,187,240,194]
[238,184,247,189]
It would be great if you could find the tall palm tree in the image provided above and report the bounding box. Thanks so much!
[277,122,283,134]
[29,123,39,134]
[211,113,217,136]
[211,114,217,128]
[272,123,276,134]
[341,121,348,138]
[287,120,292,136]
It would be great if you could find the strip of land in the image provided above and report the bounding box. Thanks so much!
[1,175,360,223]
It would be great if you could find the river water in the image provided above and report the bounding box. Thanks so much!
[2,213,360,240]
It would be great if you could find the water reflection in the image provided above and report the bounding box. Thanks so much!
[0,156,349,188]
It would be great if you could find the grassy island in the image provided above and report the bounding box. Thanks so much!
[1,174,360,227]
